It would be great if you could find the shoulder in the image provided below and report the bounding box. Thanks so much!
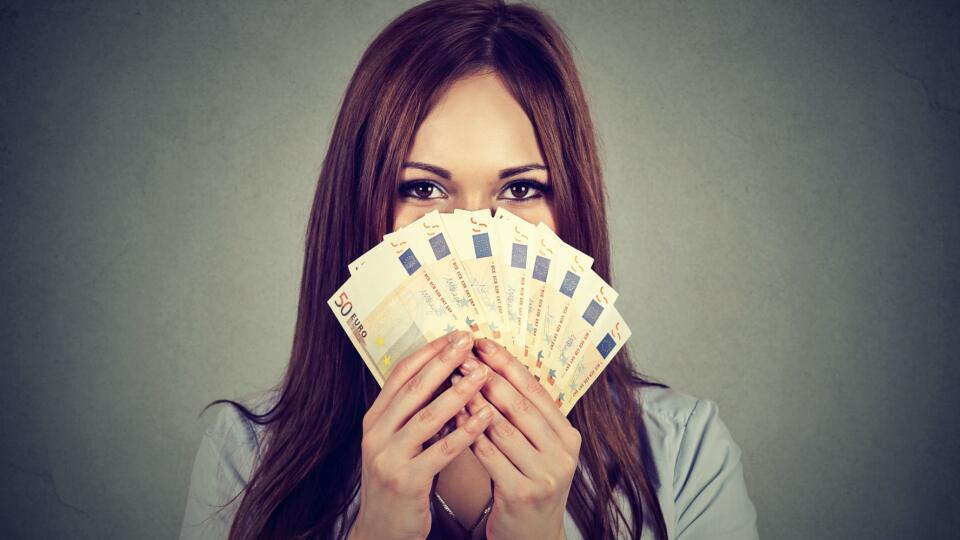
[632,384,760,539]
[179,388,280,539]
[634,383,702,426]
[632,384,739,476]
[203,388,279,463]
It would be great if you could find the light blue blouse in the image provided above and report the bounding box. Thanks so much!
[179,385,759,539]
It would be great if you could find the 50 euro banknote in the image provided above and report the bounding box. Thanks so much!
[328,209,632,416]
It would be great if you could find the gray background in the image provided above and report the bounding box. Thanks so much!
[2,0,958,538]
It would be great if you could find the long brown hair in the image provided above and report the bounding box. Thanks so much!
[206,1,670,538]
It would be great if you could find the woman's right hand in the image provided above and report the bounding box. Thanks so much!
[348,330,493,540]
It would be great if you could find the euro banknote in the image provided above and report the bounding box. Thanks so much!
[328,208,631,416]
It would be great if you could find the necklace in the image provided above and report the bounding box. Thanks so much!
[433,489,493,538]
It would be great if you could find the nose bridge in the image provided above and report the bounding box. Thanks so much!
[456,180,496,213]
[461,199,496,213]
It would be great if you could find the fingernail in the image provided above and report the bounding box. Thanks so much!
[477,339,497,354]
[451,374,463,384]
[467,364,487,381]
[477,405,493,419]
[462,356,480,372]
[452,331,471,349]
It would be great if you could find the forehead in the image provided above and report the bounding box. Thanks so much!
[406,72,544,172]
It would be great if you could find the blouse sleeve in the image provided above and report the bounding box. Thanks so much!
[672,398,760,540]
[179,405,260,540]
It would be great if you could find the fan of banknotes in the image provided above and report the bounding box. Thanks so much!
[328,207,630,416]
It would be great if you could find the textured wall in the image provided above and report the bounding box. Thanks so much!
[1,1,957,538]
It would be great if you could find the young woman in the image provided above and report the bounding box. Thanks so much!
[179,1,759,539]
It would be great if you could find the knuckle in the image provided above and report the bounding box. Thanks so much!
[512,486,535,504]
[526,484,551,505]
[462,418,480,435]
[542,474,559,493]
[524,375,545,396]
[385,360,412,387]
[474,437,497,458]
[372,461,409,495]
[493,418,516,438]
[369,454,390,480]
[452,379,471,396]
[417,405,435,425]
[439,343,461,364]
[513,395,533,414]
[438,436,458,456]
[404,374,423,394]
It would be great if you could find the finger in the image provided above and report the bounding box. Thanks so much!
[465,391,540,477]
[379,332,475,433]
[467,397,527,493]
[396,360,491,453]
[474,339,570,434]
[366,331,468,427]
[463,355,561,452]
[453,376,470,429]
[455,408,468,428]
[411,404,494,479]
[472,431,527,488]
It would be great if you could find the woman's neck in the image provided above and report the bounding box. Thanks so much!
[435,448,493,530]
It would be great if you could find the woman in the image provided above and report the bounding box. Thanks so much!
[179,1,759,538]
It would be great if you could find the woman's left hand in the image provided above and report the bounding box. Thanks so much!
[455,338,581,540]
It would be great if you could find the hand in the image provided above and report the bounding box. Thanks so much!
[456,338,581,540]
[349,331,494,540]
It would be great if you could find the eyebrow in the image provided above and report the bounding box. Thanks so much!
[402,161,547,180]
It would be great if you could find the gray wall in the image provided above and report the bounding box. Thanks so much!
[2,1,957,538]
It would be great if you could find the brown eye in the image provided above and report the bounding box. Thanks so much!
[510,184,530,198]
[499,180,550,201]
[399,180,447,200]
